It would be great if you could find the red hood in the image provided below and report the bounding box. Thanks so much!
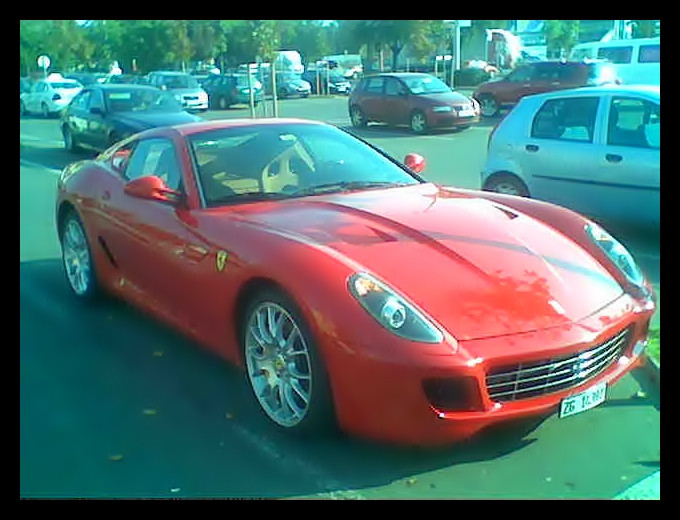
[239,184,623,340]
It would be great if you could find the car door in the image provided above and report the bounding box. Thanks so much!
[518,94,606,219]
[495,65,536,105]
[597,95,660,227]
[27,81,47,112]
[85,88,112,151]
[98,136,212,327]
[63,90,93,146]
[359,76,386,121]
[382,77,410,125]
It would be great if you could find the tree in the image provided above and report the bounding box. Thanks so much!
[543,20,580,59]
[631,20,658,38]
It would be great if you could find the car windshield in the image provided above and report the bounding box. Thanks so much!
[402,75,451,95]
[188,123,421,207]
[235,75,261,88]
[49,81,81,90]
[104,89,183,113]
[159,75,198,88]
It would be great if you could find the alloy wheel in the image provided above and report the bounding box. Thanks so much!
[410,111,427,133]
[62,216,93,296]
[244,302,313,428]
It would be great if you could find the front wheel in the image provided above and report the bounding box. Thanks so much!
[62,126,81,153]
[484,173,530,197]
[349,105,366,127]
[20,100,27,116]
[41,103,51,118]
[218,96,230,110]
[478,94,500,118]
[60,210,100,301]
[410,110,429,134]
[242,289,335,435]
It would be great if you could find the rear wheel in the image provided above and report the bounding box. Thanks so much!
[20,100,27,116]
[484,173,530,197]
[241,289,335,435]
[41,103,51,118]
[62,126,81,153]
[218,96,230,110]
[60,210,100,301]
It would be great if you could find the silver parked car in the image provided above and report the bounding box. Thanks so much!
[481,85,660,229]
[146,71,209,112]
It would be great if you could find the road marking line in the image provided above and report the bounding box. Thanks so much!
[20,159,61,175]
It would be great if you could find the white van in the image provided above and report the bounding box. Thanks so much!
[570,37,660,85]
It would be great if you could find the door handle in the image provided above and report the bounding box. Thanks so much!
[181,244,208,261]
[606,154,623,163]
[101,190,111,201]
[525,144,539,152]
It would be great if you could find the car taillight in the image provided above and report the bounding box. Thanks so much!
[52,93,61,100]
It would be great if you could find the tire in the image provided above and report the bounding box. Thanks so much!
[277,89,288,100]
[60,210,100,301]
[41,103,51,118]
[62,125,81,153]
[410,110,429,134]
[484,173,530,197]
[241,288,335,436]
[218,96,230,110]
[20,100,26,117]
[349,105,366,127]
[478,94,500,118]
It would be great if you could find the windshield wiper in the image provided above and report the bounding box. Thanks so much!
[207,191,292,206]
[291,181,410,197]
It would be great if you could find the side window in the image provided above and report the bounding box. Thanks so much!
[638,44,660,63]
[531,97,600,143]
[506,66,534,82]
[365,77,384,94]
[534,65,559,82]
[597,46,633,64]
[607,97,659,149]
[89,89,105,110]
[125,138,183,190]
[384,78,406,96]
[70,91,91,110]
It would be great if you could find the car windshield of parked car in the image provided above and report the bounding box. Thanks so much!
[188,123,421,206]
[104,89,183,113]
[49,81,81,90]
[160,75,198,89]
[279,72,302,82]
[235,75,262,89]
[403,75,451,95]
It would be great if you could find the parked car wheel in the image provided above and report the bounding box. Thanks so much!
[60,210,100,301]
[410,110,429,134]
[478,94,500,118]
[41,103,51,118]
[62,126,81,153]
[483,172,530,197]
[20,100,26,116]
[349,105,367,127]
[218,96,230,110]
[241,288,335,435]
[277,88,288,100]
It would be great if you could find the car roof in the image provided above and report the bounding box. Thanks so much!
[86,83,159,91]
[524,84,660,102]
[363,72,434,79]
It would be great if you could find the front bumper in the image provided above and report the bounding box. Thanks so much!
[427,108,480,128]
[322,292,654,446]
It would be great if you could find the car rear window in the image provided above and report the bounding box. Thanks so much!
[638,44,660,63]
[597,46,633,64]
[49,81,81,89]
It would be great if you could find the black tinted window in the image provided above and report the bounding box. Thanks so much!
[639,45,660,63]
[597,46,633,64]
[365,77,384,94]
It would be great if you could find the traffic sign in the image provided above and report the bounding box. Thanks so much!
[37,55,50,68]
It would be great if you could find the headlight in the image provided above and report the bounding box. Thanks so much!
[585,222,645,287]
[348,273,444,343]
[432,106,453,113]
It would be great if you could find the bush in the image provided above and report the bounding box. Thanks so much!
[454,68,491,87]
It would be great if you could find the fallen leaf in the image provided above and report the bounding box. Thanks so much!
[143,409,157,416]
[621,475,628,481]
[545,477,552,482]
[225,412,234,420]
[406,478,417,486]
[170,488,180,493]
[635,390,647,398]
[109,454,124,461]
[153,351,164,357]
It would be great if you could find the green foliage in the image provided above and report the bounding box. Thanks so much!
[632,20,658,38]
[543,20,580,58]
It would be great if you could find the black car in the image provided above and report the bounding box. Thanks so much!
[60,84,202,153]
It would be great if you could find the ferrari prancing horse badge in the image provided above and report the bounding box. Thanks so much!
[216,250,228,272]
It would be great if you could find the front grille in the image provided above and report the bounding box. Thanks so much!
[485,328,630,402]
[184,96,199,101]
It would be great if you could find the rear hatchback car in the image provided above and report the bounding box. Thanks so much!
[481,85,660,229]
[203,73,263,109]
[349,72,481,134]
[146,71,209,112]
[473,60,620,117]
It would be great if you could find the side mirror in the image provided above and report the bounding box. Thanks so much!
[404,153,426,174]
[124,175,181,204]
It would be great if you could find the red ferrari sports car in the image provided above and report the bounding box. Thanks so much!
[56,118,656,446]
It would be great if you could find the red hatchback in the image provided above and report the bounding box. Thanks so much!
[349,72,481,134]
